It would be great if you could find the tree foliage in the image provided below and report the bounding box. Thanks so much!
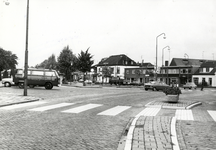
[77,47,94,74]
[35,54,57,69]
[57,46,77,80]
[102,66,112,78]
[0,47,18,71]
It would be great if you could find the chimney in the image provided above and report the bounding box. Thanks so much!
[165,61,169,66]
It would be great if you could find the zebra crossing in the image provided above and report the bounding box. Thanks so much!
[0,101,216,121]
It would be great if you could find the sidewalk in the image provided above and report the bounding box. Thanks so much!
[0,83,42,107]
[118,98,203,150]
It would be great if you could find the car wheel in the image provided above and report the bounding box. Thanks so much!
[45,82,53,89]
[145,88,148,91]
[29,85,35,88]
[184,88,185,89]
[4,82,11,87]
[189,87,191,89]
[18,82,24,89]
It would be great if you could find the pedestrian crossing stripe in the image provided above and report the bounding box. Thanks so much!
[0,101,47,110]
[97,106,131,116]
[1,102,216,121]
[135,108,161,117]
[28,103,75,112]
[207,110,216,121]
[175,110,194,120]
[61,103,102,114]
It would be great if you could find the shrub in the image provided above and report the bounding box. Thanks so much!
[163,86,182,95]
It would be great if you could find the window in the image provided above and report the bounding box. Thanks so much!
[132,70,135,74]
[193,77,198,85]
[31,71,44,76]
[45,72,55,76]
[117,67,120,74]
[126,70,129,74]
[206,68,209,72]
[143,70,146,74]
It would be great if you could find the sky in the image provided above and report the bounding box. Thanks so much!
[0,0,216,68]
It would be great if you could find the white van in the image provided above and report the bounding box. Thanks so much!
[13,68,60,89]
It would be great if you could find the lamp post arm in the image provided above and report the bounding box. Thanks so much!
[155,33,166,80]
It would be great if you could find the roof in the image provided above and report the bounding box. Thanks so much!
[170,58,208,67]
[139,62,154,68]
[96,54,138,66]
[193,61,216,75]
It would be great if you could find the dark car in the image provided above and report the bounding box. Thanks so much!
[144,81,169,91]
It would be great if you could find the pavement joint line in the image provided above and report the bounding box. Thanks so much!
[171,117,180,150]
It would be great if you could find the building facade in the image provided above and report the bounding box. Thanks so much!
[124,63,155,84]
[94,54,139,83]
[193,61,216,87]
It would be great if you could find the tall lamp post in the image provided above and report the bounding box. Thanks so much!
[156,33,166,80]
[162,46,170,67]
[24,0,29,96]
[4,0,29,96]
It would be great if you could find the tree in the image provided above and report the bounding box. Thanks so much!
[57,46,77,80]
[102,66,112,83]
[0,47,18,80]
[77,47,94,82]
[36,54,57,70]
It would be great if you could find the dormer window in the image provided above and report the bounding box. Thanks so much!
[206,67,209,72]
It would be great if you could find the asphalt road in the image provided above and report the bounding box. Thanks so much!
[0,85,216,150]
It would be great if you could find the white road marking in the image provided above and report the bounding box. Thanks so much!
[135,108,161,117]
[207,110,216,122]
[61,103,102,113]
[175,110,194,120]
[0,101,47,110]
[97,106,131,116]
[28,103,75,112]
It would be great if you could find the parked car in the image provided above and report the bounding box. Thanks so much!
[183,82,197,89]
[144,81,169,91]
[1,78,14,87]
[13,68,60,89]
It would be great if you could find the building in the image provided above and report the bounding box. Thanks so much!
[94,54,139,83]
[124,62,155,84]
[158,58,213,86]
[193,61,216,87]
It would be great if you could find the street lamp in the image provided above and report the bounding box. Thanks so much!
[3,0,29,96]
[156,33,166,80]
[24,0,29,96]
[162,46,170,67]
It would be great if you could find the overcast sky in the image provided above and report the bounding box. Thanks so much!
[0,0,216,68]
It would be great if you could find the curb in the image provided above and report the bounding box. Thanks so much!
[171,117,180,150]
[186,101,202,109]
[0,98,41,108]
[145,100,202,110]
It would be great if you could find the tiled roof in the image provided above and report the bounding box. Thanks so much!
[97,54,138,66]
[193,61,216,75]
[170,58,207,67]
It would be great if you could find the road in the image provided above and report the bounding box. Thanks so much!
[0,85,216,150]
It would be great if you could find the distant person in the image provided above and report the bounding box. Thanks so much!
[201,79,205,91]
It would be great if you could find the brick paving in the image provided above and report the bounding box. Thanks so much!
[1,85,216,150]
